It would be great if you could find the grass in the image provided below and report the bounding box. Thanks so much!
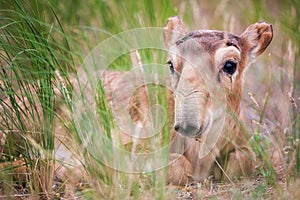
[0,0,77,198]
[0,0,300,199]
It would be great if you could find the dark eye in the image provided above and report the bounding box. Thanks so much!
[222,61,237,75]
[167,60,175,74]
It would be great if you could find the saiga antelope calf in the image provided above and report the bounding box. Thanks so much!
[164,16,273,185]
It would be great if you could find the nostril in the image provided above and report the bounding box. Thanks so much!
[174,124,180,132]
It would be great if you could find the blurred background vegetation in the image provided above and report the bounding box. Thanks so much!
[0,0,300,199]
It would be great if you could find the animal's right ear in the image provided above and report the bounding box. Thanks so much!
[163,16,187,49]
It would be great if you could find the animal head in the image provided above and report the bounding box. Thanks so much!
[164,16,273,138]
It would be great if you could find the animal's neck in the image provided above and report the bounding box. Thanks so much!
[226,80,243,116]
[226,94,241,116]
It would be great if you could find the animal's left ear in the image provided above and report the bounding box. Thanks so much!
[163,16,187,49]
[240,22,273,61]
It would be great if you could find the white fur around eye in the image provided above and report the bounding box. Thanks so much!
[231,68,238,82]
[214,46,241,71]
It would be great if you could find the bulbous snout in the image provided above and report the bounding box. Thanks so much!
[172,59,212,138]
